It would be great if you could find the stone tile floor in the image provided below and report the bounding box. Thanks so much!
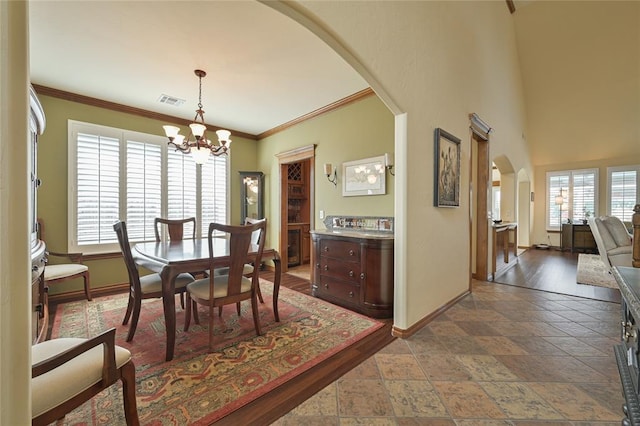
[273,280,624,425]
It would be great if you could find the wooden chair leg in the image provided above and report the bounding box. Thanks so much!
[120,361,140,426]
[122,293,134,326]
[184,294,192,331]
[193,300,200,325]
[256,281,264,304]
[83,270,92,301]
[208,305,215,353]
[251,292,262,336]
[218,306,223,317]
[236,302,241,316]
[125,298,142,342]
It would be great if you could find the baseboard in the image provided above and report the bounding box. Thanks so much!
[391,289,470,339]
[48,282,129,304]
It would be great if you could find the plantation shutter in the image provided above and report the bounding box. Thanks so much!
[547,173,569,230]
[167,150,198,236]
[201,154,228,236]
[126,140,162,242]
[610,169,638,221]
[571,171,596,222]
[76,132,120,245]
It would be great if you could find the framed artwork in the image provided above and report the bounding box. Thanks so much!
[434,128,461,207]
[342,155,386,196]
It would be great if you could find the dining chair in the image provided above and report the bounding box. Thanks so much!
[154,217,196,242]
[184,219,267,352]
[213,217,266,305]
[38,219,92,301]
[154,216,198,306]
[113,221,195,342]
[32,328,139,426]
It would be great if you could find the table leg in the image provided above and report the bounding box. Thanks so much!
[161,269,177,361]
[272,251,281,322]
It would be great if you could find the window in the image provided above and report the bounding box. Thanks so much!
[491,186,501,221]
[608,165,640,222]
[68,120,228,253]
[546,169,598,230]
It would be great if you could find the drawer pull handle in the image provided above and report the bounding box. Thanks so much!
[316,263,320,269]
[349,250,354,256]
[324,246,329,252]
[324,265,328,271]
[360,273,365,279]
[349,270,354,277]
[349,291,354,298]
[324,284,329,289]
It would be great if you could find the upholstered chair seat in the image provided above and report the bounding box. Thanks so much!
[139,272,194,294]
[44,263,89,281]
[31,328,139,426]
[188,275,253,300]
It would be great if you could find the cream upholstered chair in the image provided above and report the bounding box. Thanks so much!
[588,216,633,270]
[32,328,139,426]
[38,220,92,301]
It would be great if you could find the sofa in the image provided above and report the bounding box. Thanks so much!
[588,216,633,270]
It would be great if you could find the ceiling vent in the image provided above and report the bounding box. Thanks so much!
[157,94,185,107]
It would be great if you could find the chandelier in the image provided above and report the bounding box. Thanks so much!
[163,69,231,164]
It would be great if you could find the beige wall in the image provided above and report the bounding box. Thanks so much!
[514,0,640,166]
[0,2,32,423]
[287,0,533,329]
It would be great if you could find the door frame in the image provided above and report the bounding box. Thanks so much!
[275,144,316,272]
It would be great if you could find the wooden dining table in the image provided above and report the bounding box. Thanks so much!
[132,238,282,361]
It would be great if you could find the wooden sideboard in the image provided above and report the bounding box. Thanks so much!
[310,230,393,318]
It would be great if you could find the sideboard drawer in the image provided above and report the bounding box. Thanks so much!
[315,277,360,305]
[319,257,362,284]
[319,239,360,260]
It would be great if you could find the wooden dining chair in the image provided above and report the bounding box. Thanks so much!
[113,221,195,342]
[38,219,92,301]
[32,328,139,426]
[154,217,196,242]
[154,216,198,306]
[184,219,267,352]
[213,217,266,306]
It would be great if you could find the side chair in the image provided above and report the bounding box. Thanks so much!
[154,217,196,242]
[154,216,198,306]
[113,221,195,342]
[184,219,267,352]
[38,219,92,301]
[32,328,139,426]
[213,217,266,307]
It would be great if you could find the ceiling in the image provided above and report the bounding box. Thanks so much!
[28,1,368,137]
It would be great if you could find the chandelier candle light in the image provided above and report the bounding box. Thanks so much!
[163,69,231,164]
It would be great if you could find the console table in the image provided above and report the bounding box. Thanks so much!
[561,223,597,253]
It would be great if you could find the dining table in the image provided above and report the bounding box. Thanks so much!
[132,238,281,361]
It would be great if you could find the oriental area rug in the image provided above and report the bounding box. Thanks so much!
[576,253,618,289]
[50,280,383,425]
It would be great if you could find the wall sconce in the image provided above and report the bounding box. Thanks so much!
[384,153,395,176]
[324,163,338,187]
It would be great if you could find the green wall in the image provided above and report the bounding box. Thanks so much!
[37,93,394,295]
[258,94,395,247]
[37,94,258,294]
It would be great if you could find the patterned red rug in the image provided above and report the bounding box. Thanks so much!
[51,280,383,425]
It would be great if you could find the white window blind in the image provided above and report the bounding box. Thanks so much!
[608,166,640,222]
[126,140,162,241]
[68,120,229,253]
[75,131,121,247]
[546,169,598,230]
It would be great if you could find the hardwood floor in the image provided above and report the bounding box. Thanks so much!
[218,269,395,425]
[493,247,621,303]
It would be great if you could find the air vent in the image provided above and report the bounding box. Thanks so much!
[157,94,185,107]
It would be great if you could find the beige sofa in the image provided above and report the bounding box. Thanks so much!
[588,216,633,270]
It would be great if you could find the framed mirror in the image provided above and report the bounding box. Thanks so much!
[240,171,264,223]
